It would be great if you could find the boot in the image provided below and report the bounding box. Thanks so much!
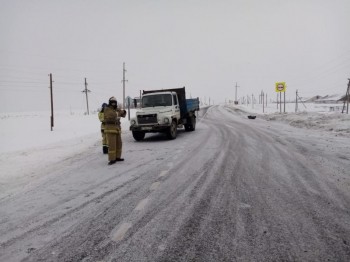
[108,160,117,165]
[103,145,108,154]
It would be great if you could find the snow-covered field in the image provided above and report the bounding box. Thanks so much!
[0,109,135,199]
[0,104,349,199]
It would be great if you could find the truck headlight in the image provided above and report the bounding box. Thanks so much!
[131,120,136,125]
[164,117,169,124]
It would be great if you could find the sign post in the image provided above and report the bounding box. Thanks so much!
[275,82,286,113]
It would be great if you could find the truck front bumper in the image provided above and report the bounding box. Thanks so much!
[130,124,171,132]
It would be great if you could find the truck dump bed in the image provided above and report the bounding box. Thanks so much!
[186,98,200,113]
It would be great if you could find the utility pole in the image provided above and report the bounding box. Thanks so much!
[82,77,91,115]
[122,62,128,109]
[342,78,350,114]
[139,90,142,109]
[234,82,239,104]
[296,90,307,111]
[295,90,298,112]
[262,91,265,113]
[259,90,262,104]
[49,73,54,131]
[127,97,131,121]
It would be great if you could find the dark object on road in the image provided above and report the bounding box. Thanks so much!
[248,115,256,119]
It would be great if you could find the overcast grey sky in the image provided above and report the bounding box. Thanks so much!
[1,0,350,112]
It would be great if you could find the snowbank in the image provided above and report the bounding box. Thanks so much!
[262,111,350,136]
[0,110,134,154]
[234,102,350,137]
[0,109,135,198]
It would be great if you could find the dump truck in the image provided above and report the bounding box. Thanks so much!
[130,87,200,141]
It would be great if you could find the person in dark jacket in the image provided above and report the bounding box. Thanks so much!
[104,97,127,165]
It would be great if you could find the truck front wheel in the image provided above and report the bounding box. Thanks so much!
[166,120,177,139]
[132,131,145,141]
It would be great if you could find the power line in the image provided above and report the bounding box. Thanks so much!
[0,80,46,84]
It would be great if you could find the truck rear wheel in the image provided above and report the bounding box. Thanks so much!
[132,131,145,141]
[166,121,177,139]
[188,116,196,131]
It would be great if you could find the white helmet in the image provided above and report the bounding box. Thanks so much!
[109,96,117,106]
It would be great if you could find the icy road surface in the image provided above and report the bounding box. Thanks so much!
[0,105,350,261]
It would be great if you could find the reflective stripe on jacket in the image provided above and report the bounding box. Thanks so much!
[104,127,121,134]
[98,111,104,122]
[98,111,106,130]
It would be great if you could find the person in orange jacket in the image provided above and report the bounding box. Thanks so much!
[104,97,127,165]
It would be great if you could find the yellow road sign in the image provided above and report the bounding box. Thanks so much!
[275,82,286,92]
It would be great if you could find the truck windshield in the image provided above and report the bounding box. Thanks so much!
[142,94,172,108]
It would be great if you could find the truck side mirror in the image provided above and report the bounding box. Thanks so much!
[133,99,137,108]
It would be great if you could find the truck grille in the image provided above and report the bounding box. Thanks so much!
[137,114,157,124]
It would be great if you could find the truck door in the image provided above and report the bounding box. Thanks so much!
[173,94,181,119]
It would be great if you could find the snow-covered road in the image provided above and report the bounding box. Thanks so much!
[0,105,349,261]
